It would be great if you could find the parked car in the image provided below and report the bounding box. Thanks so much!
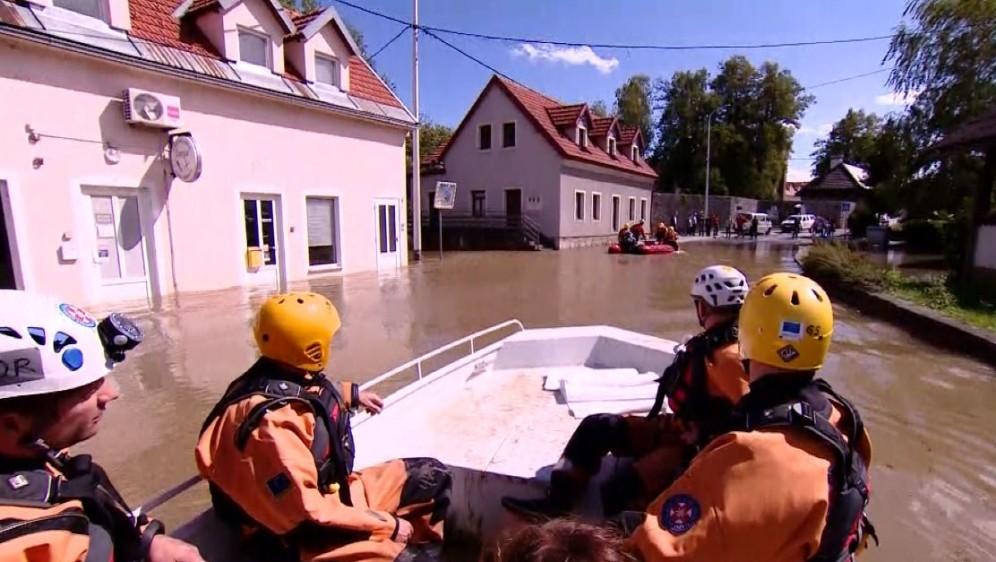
[780,214,816,233]
[737,212,773,235]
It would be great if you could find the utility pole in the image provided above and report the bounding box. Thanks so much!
[410,0,421,261]
[704,110,714,221]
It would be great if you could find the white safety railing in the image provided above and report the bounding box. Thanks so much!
[135,319,526,516]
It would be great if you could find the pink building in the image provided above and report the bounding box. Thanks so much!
[0,0,413,306]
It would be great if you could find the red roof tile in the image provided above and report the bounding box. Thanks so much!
[590,116,617,137]
[187,0,217,14]
[348,57,402,107]
[546,104,587,127]
[125,0,403,108]
[290,10,322,30]
[618,125,641,146]
[129,0,218,57]
[427,76,656,179]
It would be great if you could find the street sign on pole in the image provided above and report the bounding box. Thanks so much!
[434,182,456,259]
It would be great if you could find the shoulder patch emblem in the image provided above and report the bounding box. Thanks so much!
[659,494,701,535]
[266,472,292,497]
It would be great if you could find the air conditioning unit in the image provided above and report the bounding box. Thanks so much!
[122,88,182,129]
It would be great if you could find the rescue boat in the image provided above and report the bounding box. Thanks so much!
[607,242,678,255]
[140,321,676,560]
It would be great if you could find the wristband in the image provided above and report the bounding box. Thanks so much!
[389,515,400,541]
[139,519,166,558]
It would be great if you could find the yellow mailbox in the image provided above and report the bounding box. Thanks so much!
[246,247,264,270]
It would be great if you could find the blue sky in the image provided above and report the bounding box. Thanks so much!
[334,0,916,181]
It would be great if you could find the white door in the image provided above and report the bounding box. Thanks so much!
[242,195,282,288]
[88,192,149,302]
[375,198,401,269]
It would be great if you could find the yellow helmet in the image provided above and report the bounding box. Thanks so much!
[253,292,341,372]
[739,272,833,371]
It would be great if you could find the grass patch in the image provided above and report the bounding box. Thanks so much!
[801,243,996,333]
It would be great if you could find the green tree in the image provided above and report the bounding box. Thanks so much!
[406,118,453,172]
[810,109,882,176]
[653,57,809,198]
[614,75,654,151]
[589,100,609,118]
[652,70,716,193]
[885,0,996,276]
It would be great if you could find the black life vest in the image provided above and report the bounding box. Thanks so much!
[200,358,357,529]
[0,454,162,562]
[734,378,877,562]
[648,322,739,440]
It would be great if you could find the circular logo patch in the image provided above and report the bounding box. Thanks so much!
[59,303,97,328]
[659,494,701,535]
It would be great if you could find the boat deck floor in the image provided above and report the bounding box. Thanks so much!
[356,363,588,480]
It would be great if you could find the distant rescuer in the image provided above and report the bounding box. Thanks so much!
[196,292,451,562]
[624,273,877,562]
[0,290,205,562]
[502,265,750,520]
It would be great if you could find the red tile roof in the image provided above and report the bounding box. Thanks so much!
[426,76,656,179]
[290,10,322,31]
[590,116,616,137]
[187,0,218,14]
[126,0,403,108]
[618,125,642,147]
[129,0,218,57]
[546,104,587,127]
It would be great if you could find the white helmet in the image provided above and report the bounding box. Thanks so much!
[0,290,113,400]
[691,265,749,309]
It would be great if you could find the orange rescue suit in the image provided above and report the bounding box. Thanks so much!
[196,358,450,562]
[626,377,874,562]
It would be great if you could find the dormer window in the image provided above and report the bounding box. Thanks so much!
[54,0,105,20]
[608,137,616,156]
[577,127,588,149]
[238,27,270,69]
[631,145,639,162]
[315,54,340,87]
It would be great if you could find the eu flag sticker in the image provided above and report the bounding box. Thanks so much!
[779,320,803,341]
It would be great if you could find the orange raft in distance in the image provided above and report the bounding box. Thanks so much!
[608,241,678,255]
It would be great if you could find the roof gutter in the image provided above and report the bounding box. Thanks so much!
[0,22,415,131]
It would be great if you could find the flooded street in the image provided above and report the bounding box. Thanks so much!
[80,243,995,562]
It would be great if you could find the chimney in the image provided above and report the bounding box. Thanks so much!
[830,154,844,169]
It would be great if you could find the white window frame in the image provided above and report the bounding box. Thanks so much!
[631,144,639,162]
[304,195,342,271]
[607,137,616,157]
[577,126,588,149]
[640,198,648,221]
[314,53,340,87]
[628,197,636,221]
[591,192,602,222]
[237,26,271,70]
[574,190,586,221]
[501,121,517,149]
[478,123,493,151]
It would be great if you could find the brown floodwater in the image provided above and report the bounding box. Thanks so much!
[79,242,996,561]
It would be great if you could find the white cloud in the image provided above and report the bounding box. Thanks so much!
[875,89,921,106]
[511,43,619,74]
[796,123,833,136]
[787,165,813,183]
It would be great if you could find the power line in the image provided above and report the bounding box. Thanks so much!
[369,25,409,61]
[332,0,893,51]
[421,29,517,83]
[804,68,891,89]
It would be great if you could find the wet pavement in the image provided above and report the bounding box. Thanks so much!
[79,243,995,561]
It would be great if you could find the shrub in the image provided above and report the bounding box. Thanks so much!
[900,219,946,253]
[847,208,877,238]
[800,243,884,290]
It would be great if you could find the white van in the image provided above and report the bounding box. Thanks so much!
[737,212,773,235]
[780,214,815,233]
